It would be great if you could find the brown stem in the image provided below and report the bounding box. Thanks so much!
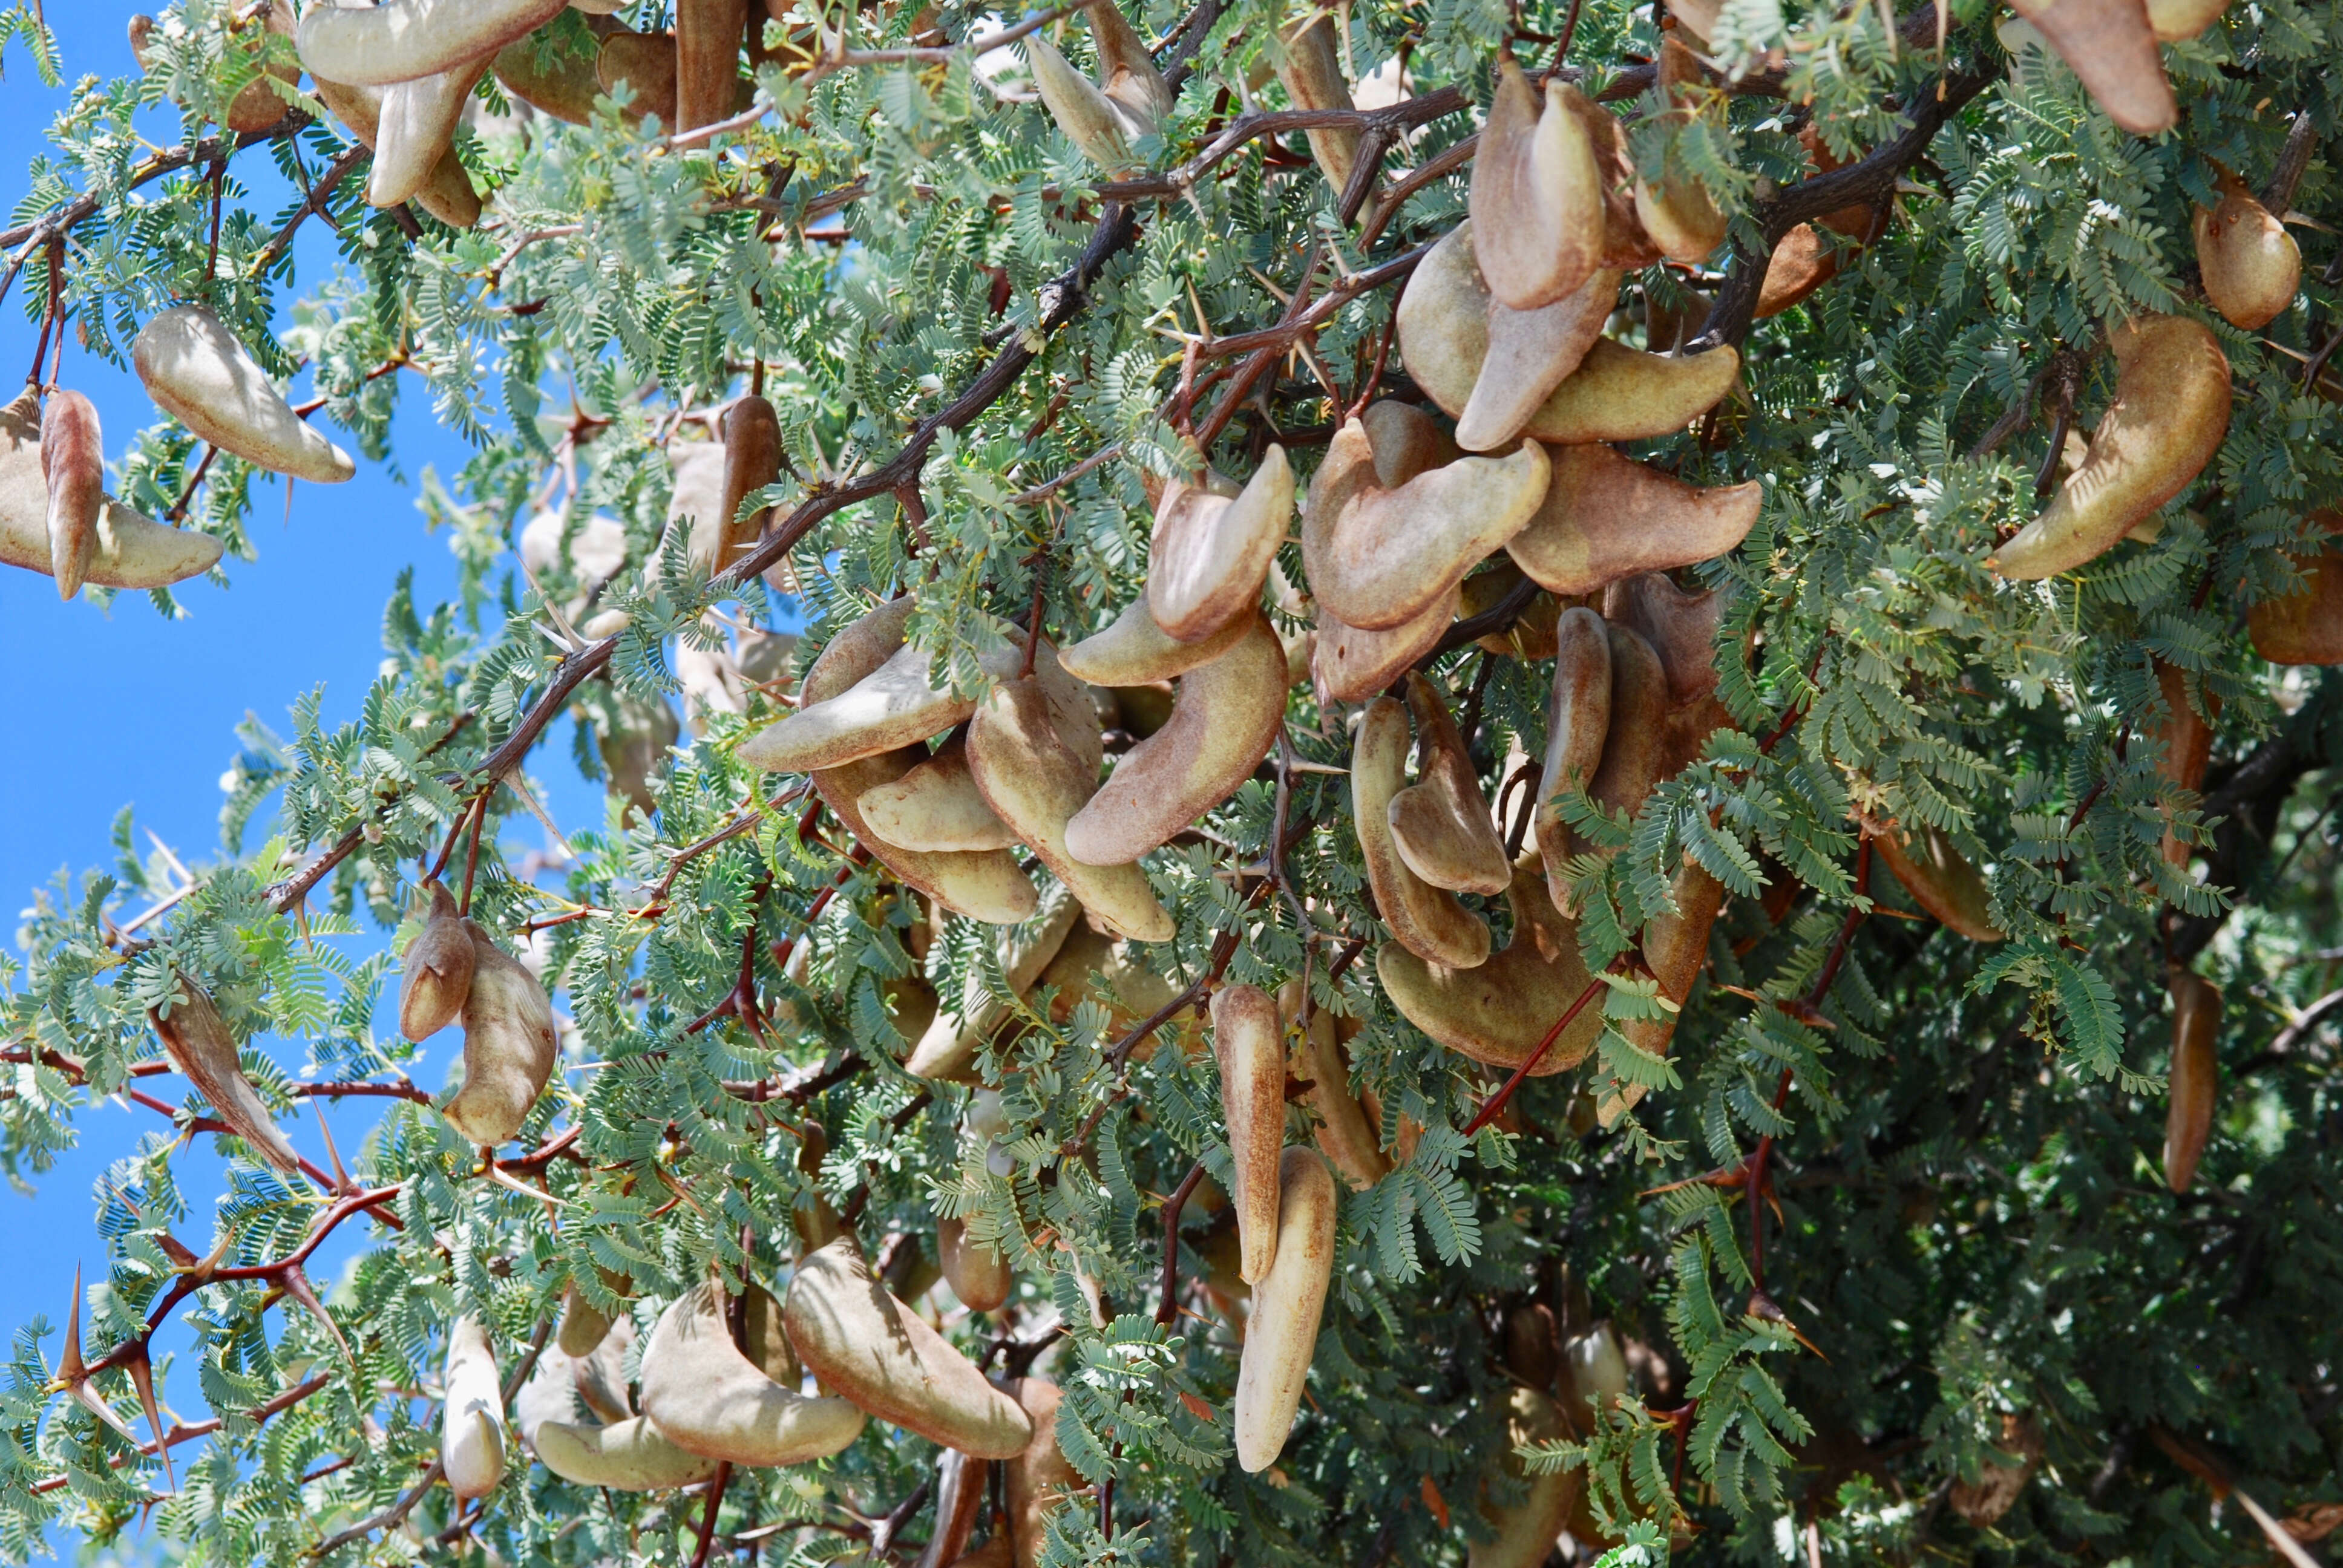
[2262,108,2319,215]
[252,141,369,278]
[1155,1161,1210,1327]
[1463,980,1604,1135]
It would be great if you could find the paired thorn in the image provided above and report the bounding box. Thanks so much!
[54,1265,175,1491]
[270,1260,355,1366]
[1746,1289,1827,1361]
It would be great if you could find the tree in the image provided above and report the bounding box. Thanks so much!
[0,0,2339,1561]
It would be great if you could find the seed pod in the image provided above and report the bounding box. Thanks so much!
[1280,979,1388,1192]
[297,0,569,87]
[571,1311,636,1423]
[1502,1302,1560,1394]
[1631,39,1729,267]
[1388,672,1510,897]
[784,1238,1034,1457]
[536,1414,721,1489]
[640,1281,866,1465]
[1024,31,1141,171]
[1561,1321,1629,1411]
[306,71,482,227]
[1378,850,1607,1076]
[1304,417,1550,631]
[1312,590,1458,705]
[1002,1376,1084,1568]
[718,393,787,587]
[1061,595,1251,685]
[1061,613,1288,866]
[2194,162,2299,331]
[1871,824,2003,942]
[738,621,1024,773]
[1458,269,1622,454]
[1147,446,1294,644]
[0,391,223,591]
[1210,985,1286,1284]
[442,924,559,1148]
[372,53,491,207]
[2247,514,2343,665]
[1586,623,1669,826]
[1534,607,1613,909]
[1948,1411,2044,1527]
[1524,337,1740,446]
[396,888,476,1050]
[905,895,1080,1081]
[442,1316,507,1501]
[860,740,1018,853]
[1470,59,1604,310]
[133,306,355,485]
[1508,443,1761,599]
[937,1216,1012,1313]
[914,1449,991,1568]
[1233,1148,1339,1472]
[493,23,608,123]
[2003,0,2175,136]
[40,389,102,600]
[2152,659,2218,866]
[1272,13,1367,209]
[1470,1385,1582,1568]
[968,666,1175,943]
[2163,972,2220,1193]
[1755,222,1846,319]
[514,1341,585,1448]
[557,1285,617,1361]
[1084,0,1171,131]
[2146,0,2226,36]
[597,28,680,123]
[676,0,746,130]
[1594,858,1724,1125]
[149,979,303,1175]
[1353,695,1490,969]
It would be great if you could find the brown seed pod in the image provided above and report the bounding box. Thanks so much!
[442,1316,507,1501]
[1506,442,1762,598]
[937,1216,1012,1313]
[597,28,680,123]
[1586,622,1671,826]
[372,53,491,208]
[442,924,559,1148]
[1948,1411,2045,1527]
[1469,1385,1584,1568]
[1211,984,1287,1284]
[1147,446,1293,643]
[0,391,221,591]
[2194,162,2300,331]
[1353,695,1491,969]
[296,0,568,85]
[2152,659,2218,866]
[1279,979,1388,1192]
[2247,513,2343,665]
[1631,39,1729,266]
[149,978,303,1175]
[134,306,355,485]
[1312,590,1458,704]
[1388,672,1510,897]
[306,70,481,227]
[784,1238,1034,1457]
[2163,970,2220,1193]
[1990,315,2231,580]
[1469,59,1604,310]
[676,0,746,131]
[737,619,1021,773]
[1601,570,1735,784]
[1534,607,1612,909]
[2004,0,2175,136]
[1024,1,1171,174]
[1303,417,1550,630]
[1502,1302,1561,1394]
[905,895,1081,1081]
[1554,83,1661,270]
[859,739,1018,853]
[598,692,679,822]
[534,1414,722,1490]
[399,881,477,1042]
[1062,613,1288,866]
[1061,595,1251,685]
[718,393,790,589]
[1358,398,1460,485]
[966,668,1175,942]
[40,388,103,600]
[568,1309,634,1423]
[640,1280,867,1465]
[1595,858,1724,1126]
[1458,269,1623,454]
[1870,824,2004,942]
[1523,336,1741,445]
[915,1449,991,1568]
[1754,223,1843,319]
[493,22,609,124]
[1273,13,1366,206]
[1233,1148,1339,1471]
[1003,1376,1086,1568]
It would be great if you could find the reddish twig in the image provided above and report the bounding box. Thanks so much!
[1463,980,1605,1135]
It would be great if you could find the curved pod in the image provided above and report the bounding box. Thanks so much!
[905,895,1081,1081]
[399,881,476,1041]
[443,923,559,1146]
[297,0,570,87]
[1061,595,1250,685]
[1507,442,1763,598]
[536,1415,720,1489]
[493,27,606,123]
[1468,1385,1582,1568]
[0,391,220,587]
[1281,981,1388,1192]
[149,978,302,1175]
[1147,446,1293,643]
[938,1216,1012,1313]
[1525,338,1740,445]
[1377,854,1605,1075]
[2194,165,2299,331]
[1312,589,1458,705]
[1457,269,1623,453]
[443,1316,507,1501]
[859,742,1018,853]
[2247,515,2343,665]
[1004,1377,1084,1568]
[372,54,491,207]
[40,389,102,598]
[1233,1148,1339,1472]
[307,72,481,227]
[2163,972,2220,1193]
[134,307,353,484]
[1469,60,1604,310]
[1273,13,1366,204]
[1534,607,1613,909]
[2004,0,2176,136]
[1388,672,1510,896]
[1354,696,1490,969]
[1872,824,2003,942]
[639,1281,866,1465]
[1211,984,1286,1284]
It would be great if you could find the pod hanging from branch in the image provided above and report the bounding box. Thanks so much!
[399,881,476,1042]
[1233,1148,1339,1471]
[442,1316,508,1501]
[2194,162,2300,331]
[442,923,558,1148]
[0,391,222,592]
[2163,971,2221,1193]
[1469,59,1604,310]
[1146,446,1293,644]
[133,306,356,485]
[149,978,303,1175]
[296,0,571,88]
[639,1280,866,1465]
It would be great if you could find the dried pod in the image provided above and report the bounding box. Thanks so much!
[967,667,1175,942]
[1353,696,1491,969]
[536,1414,721,1490]
[571,1312,636,1423]
[2246,514,2343,665]
[1870,824,2004,942]
[1524,337,1740,445]
[1303,416,1550,630]
[1555,83,1662,270]
[306,70,480,226]
[1602,572,1733,784]
[738,622,1018,773]
[1585,622,1670,826]
[784,1238,1034,1457]
[937,1216,1012,1313]
[296,0,569,87]
[1004,1376,1085,1568]
[1948,1412,2045,1527]
[1562,1321,1629,1411]
[514,1340,586,1447]
[676,0,746,129]
[718,393,787,587]
[2163,971,2220,1193]
[1990,316,2230,580]
[2194,163,2299,331]
[1502,1302,1560,1394]
[39,389,102,600]
[2003,0,2175,136]
[1470,1385,1582,1568]
[1024,2,1168,173]
[1273,13,1367,206]
[1632,39,1729,267]
[399,881,477,1042]
[1534,607,1613,909]
[640,1281,867,1465]
[1388,672,1510,897]
[1378,851,1605,1075]
[916,1449,991,1568]
[0,391,221,590]
[2152,659,2218,866]
[442,1316,508,1501]
[149,978,303,1175]
[1507,442,1761,599]
[493,25,607,123]
[905,896,1081,1081]
[442,923,559,1147]
[1754,222,1847,318]
[557,1287,616,1360]
[597,28,680,123]
[1594,858,1723,1126]
[1060,595,1251,685]
[1233,1148,1339,1471]
[372,53,491,207]
[1280,980,1388,1192]
[1312,590,1458,704]
[859,740,1019,853]
[1210,985,1286,1285]
[1061,613,1287,866]
[1147,446,1294,643]
[1469,59,1604,310]
[1458,269,1623,454]
[1359,399,1461,485]
[133,306,355,485]
[1083,0,1172,137]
